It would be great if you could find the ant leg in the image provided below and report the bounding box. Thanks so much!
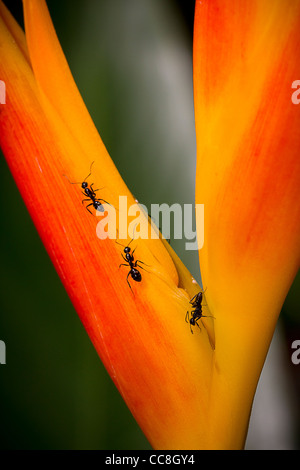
[84,203,94,215]
[185,311,189,323]
[97,198,111,207]
[82,199,95,215]
[119,263,128,269]
[189,293,198,304]
[136,260,149,268]
[195,321,202,332]
[126,272,133,293]
[135,261,150,274]
[91,184,104,192]
[135,259,150,270]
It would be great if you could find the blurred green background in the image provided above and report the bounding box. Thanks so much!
[0,0,299,450]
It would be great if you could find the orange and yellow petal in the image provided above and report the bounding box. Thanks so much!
[194,0,300,448]
[0,0,215,449]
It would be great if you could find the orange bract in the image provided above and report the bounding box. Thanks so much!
[1,0,299,450]
[194,0,300,448]
[0,0,214,449]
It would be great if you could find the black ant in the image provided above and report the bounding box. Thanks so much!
[64,161,109,215]
[116,237,148,292]
[185,290,214,334]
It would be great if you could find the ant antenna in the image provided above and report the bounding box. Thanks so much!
[116,224,138,248]
[115,240,126,248]
[63,174,82,185]
[128,223,138,242]
[63,161,95,185]
[84,161,95,182]
[115,237,135,250]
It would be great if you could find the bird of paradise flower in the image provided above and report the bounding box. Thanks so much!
[0,0,299,450]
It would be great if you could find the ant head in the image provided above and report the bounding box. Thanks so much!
[124,246,131,254]
[190,318,196,326]
[82,182,88,188]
